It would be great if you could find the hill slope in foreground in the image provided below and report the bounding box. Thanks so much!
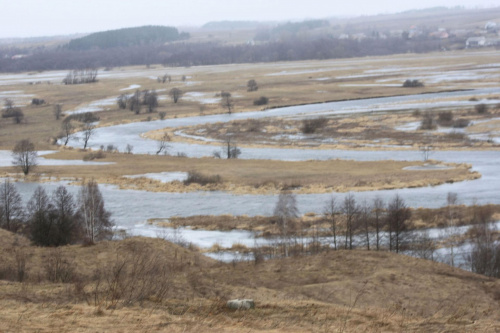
[0,228,498,332]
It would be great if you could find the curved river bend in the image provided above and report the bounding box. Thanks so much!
[33,88,500,229]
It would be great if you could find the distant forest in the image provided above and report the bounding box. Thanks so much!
[0,36,448,73]
[66,26,189,50]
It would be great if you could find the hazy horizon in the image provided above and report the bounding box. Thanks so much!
[0,0,499,39]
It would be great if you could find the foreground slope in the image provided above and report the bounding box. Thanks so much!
[0,230,499,332]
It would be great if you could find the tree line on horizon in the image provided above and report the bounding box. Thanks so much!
[0,35,447,73]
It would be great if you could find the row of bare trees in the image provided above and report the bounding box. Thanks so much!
[62,68,98,85]
[0,180,113,246]
[270,191,500,278]
[272,192,413,256]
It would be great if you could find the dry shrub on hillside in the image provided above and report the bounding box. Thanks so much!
[88,243,172,308]
[183,171,222,186]
[45,249,76,283]
[83,151,106,161]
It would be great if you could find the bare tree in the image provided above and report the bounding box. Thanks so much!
[28,186,55,247]
[53,104,63,120]
[372,197,385,251]
[61,120,74,146]
[222,137,241,159]
[323,196,338,250]
[273,191,299,257]
[247,79,258,92]
[62,68,98,85]
[127,90,141,114]
[444,192,460,267]
[82,120,95,149]
[156,133,171,155]
[341,193,359,250]
[387,194,411,253]
[161,74,171,83]
[221,91,234,114]
[125,144,133,154]
[12,139,38,175]
[2,99,24,124]
[145,90,158,113]
[169,88,183,103]
[52,185,79,246]
[117,94,128,109]
[4,98,14,109]
[78,179,113,244]
[420,145,432,162]
[0,180,24,232]
[468,222,500,277]
[359,200,371,251]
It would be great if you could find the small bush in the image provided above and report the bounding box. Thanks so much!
[31,98,45,105]
[83,151,106,161]
[453,118,470,128]
[420,113,437,130]
[253,96,269,106]
[183,171,222,186]
[445,131,466,141]
[159,111,166,120]
[247,79,258,92]
[106,144,117,152]
[45,250,76,283]
[438,111,453,122]
[403,79,424,87]
[246,119,263,132]
[301,117,328,134]
[475,104,488,114]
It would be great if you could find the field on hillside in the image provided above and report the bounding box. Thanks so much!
[0,230,499,332]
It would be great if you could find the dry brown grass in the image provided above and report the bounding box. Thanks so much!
[6,149,479,194]
[161,106,500,151]
[1,229,499,332]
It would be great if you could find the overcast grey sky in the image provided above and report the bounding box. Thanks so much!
[0,0,498,38]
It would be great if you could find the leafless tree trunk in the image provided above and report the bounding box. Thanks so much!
[324,196,338,250]
[387,194,411,253]
[274,191,299,257]
[222,137,241,159]
[359,200,371,251]
[54,104,63,120]
[128,90,141,114]
[341,193,358,250]
[372,197,384,251]
[61,120,74,146]
[82,121,95,149]
[0,180,24,232]
[445,192,459,267]
[78,180,113,244]
[221,92,234,114]
[420,145,432,162]
[156,134,170,155]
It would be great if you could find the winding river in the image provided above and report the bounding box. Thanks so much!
[2,88,496,247]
